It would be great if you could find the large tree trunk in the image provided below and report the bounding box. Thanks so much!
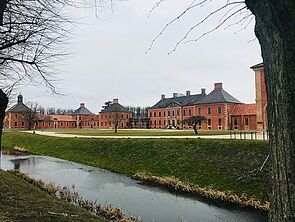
[0,89,8,151]
[246,1,295,221]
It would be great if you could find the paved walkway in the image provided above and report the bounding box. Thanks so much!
[25,131,268,140]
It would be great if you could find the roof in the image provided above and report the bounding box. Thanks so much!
[38,115,76,122]
[73,106,95,115]
[7,95,31,113]
[198,88,242,104]
[231,104,256,116]
[100,103,131,113]
[150,94,206,109]
[150,85,242,109]
[250,63,264,69]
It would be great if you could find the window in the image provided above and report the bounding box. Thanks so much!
[14,122,17,127]
[183,110,186,116]
[49,122,51,127]
[21,122,24,128]
[127,115,128,119]
[208,107,211,114]
[42,122,45,127]
[189,110,192,116]
[122,114,124,119]
[67,122,69,127]
[198,108,201,115]
[159,120,161,126]
[218,118,222,130]
[150,112,152,117]
[234,117,238,125]
[208,119,212,130]
[154,112,156,117]
[172,110,175,116]
[245,117,249,126]
[36,122,38,127]
[164,111,166,117]
[234,117,238,129]
[177,110,180,116]
[177,120,180,125]
[15,114,18,118]
[168,111,170,116]
[218,107,222,114]
[168,120,171,125]
[154,120,156,126]
[61,122,63,127]
[159,112,161,117]
[164,120,166,125]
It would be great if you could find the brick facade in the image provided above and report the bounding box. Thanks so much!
[5,64,267,131]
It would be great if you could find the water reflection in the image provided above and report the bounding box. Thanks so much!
[1,154,268,222]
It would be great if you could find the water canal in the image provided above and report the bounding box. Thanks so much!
[1,154,267,222]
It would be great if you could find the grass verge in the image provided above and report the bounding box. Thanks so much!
[0,169,104,222]
[44,129,232,136]
[2,131,269,202]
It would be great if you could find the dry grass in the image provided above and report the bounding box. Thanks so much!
[8,170,142,222]
[132,172,270,211]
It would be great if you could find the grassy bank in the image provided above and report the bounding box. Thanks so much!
[2,132,269,202]
[0,170,104,222]
[45,129,232,136]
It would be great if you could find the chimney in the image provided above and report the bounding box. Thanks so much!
[214,82,223,90]
[17,94,23,104]
[80,103,85,108]
[113,98,119,104]
[201,88,206,95]
[186,90,191,96]
[173,93,177,98]
[161,94,165,100]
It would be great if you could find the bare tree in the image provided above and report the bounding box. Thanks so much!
[109,111,122,133]
[183,115,206,134]
[148,1,294,221]
[0,0,114,148]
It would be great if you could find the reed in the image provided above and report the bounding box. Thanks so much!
[132,172,269,211]
[8,170,142,222]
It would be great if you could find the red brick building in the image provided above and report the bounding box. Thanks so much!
[4,63,267,131]
[99,98,132,129]
[148,82,255,130]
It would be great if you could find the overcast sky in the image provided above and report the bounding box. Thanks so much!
[14,0,262,113]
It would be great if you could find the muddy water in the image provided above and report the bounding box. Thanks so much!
[1,154,267,222]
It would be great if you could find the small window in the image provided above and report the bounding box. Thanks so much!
[127,115,129,119]
[189,110,192,116]
[177,110,180,116]
[218,107,222,114]
[218,118,222,126]
[164,120,166,125]
[168,111,170,116]
[67,122,69,127]
[122,114,124,118]
[208,119,212,126]
[61,122,63,127]
[245,117,249,126]
[168,120,171,125]
[42,122,45,127]
[150,112,152,117]
[48,122,51,127]
[198,108,201,115]
[208,107,211,114]
[154,120,156,126]
[234,117,238,126]
[159,112,161,117]
[172,110,175,116]
[14,122,17,127]
[164,111,166,117]
[15,114,18,118]
[21,122,24,128]
[183,110,186,116]
[154,112,156,117]
[159,120,161,126]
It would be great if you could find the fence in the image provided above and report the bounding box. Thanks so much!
[229,131,269,141]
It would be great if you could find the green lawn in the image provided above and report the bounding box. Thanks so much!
[45,128,233,136]
[0,170,104,222]
[2,131,269,202]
